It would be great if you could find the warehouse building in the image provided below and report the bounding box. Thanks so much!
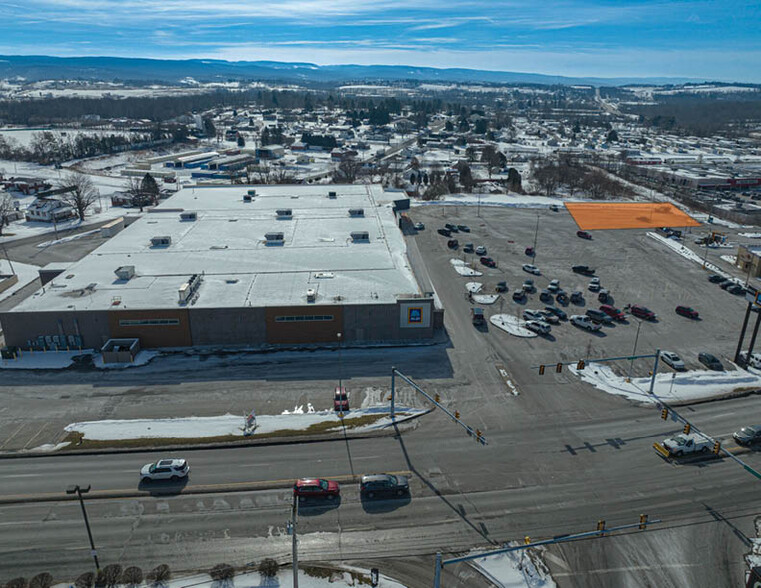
[0,184,440,350]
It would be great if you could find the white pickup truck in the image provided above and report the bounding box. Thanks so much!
[661,433,712,457]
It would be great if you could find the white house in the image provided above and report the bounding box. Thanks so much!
[25,197,77,223]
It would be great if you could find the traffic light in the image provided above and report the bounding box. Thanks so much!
[476,429,482,440]
[556,363,563,373]
[434,394,440,403]
[524,536,531,545]
[454,411,460,420]
[577,360,585,370]
[713,441,721,454]
[597,519,606,532]
[539,364,546,375]
[683,424,691,435]
[661,408,669,420]
[639,514,648,530]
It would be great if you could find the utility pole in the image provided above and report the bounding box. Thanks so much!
[1,241,14,275]
[289,494,299,588]
[627,320,643,381]
[337,332,343,392]
[532,213,540,263]
[66,485,99,571]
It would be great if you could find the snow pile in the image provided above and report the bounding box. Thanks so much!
[745,518,761,570]
[0,349,91,370]
[413,192,572,209]
[0,259,40,303]
[569,363,761,405]
[470,545,556,588]
[739,232,761,239]
[450,258,482,276]
[473,294,500,304]
[646,232,734,280]
[63,405,427,442]
[490,314,537,338]
[466,282,483,293]
[720,255,737,265]
[36,228,102,248]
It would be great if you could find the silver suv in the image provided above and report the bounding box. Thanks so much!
[140,458,190,482]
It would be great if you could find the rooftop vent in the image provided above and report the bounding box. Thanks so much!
[114,265,135,281]
[328,191,337,199]
[351,231,369,242]
[264,232,285,245]
[276,208,293,219]
[348,208,364,217]
[150,235,171,247]
[180,211,197,221]
[306,288,317,302]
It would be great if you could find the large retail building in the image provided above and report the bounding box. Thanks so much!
[0,184,440,350]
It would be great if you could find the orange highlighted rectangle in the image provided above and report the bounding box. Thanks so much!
[565,202,701,231]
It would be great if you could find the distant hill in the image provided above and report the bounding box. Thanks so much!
[0,55,715,87]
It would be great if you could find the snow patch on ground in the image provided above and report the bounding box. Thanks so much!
[647,232,736,280]
[63,405,427,442]
[0,258,40,303]
[720,255,737,265]
[413,192,574,209]
[466,281,483,293]
[569,363,761,405]
[490,314,537,338]
[450,258,483,276]
[36,228,102,248]
[739,232,761,239]
[470,545,557,588]
[473,294,500,304]
[0,349,88,370]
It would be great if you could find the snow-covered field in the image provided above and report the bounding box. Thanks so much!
[62,405,427,443]
[569,363,761,405]
[0,258,39,302]
[471,546,556,588]
[414,192,567,209]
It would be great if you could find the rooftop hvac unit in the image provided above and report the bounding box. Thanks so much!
[275,208,293,218]
[351,231,369,242]
[328,191,337,199]
[264,232,285,244]
[114,265,135,281]
[178,273,202,304]
[150,235,172,247]
[306,288,317,302]
[348,208,364,217]
[180,211,197,221]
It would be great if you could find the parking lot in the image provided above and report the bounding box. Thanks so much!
[410,204,751,377]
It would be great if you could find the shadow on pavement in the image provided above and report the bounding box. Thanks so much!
[297,495,342,516]
[360,494,411,514]
[138,477,189,496]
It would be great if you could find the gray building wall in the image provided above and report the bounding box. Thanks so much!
[341,299,434,342]
[188,307,267,346]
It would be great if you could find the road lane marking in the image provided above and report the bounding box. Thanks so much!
[495,363,519,396]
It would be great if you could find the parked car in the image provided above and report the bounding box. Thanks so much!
[457,225,471,233]
[577,230,592,240]
[447,239,458,249]
[585,308,613,325]
[544,305,568,320]
[660,351,685,371]
[360,473,410,498]
[629,305,656,320]
[140,458,190,483]
[334,386,349,412]
[437,228,451,237]
[588,282,601,293]
[522,263,541,275]
[733,425,761,446]
[728,284,745,295]
[547,279,560,293]
[549,204,559,212]
[523,309,545,322]
[598,289,610,303]
[525,247,535,256]
[675,305,699,319]
[708,274,726,283]
[471,307,485,326]
[463,243,474,253]
[572,265,596,276]
[293,478,340,501]
[538,310,560,324]
[525,320,551,335]
[495,281,508,292]
[480,256,496,268]
[444,223,459,233]
[600,304,625,321]
[698,352,724,371]
[413,222,425,230]
[540,289,553,302]
[512,290,526,302]
[570,315,601,331]
[522,279,536,293]
[556,292,569,305]
[720,280,735,290]
[570,291,584,304]
[475,245,487,255]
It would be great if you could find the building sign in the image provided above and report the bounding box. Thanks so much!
[408,307,422,324]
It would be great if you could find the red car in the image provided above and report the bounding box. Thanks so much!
[334,386,349,412]
[675,305,699,319]
[480,256,496,268]
[600,304,626,321]
[294,478,340,501]
[630,305,656,320]
[577,230,592,240]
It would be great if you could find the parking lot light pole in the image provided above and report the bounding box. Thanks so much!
[66,484,99,571]
[627,320,643,382]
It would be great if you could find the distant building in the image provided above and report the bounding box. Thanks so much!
[24,197,76,223]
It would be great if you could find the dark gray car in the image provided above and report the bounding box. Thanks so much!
[698,352,724,371]
[734,425,761,446]
[360,473,410,498]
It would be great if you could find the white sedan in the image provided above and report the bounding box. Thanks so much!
[660,351,685,371]
[140,458,190,482]
[522,264,541,275]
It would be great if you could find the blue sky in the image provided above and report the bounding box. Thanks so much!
[1,0,759,81]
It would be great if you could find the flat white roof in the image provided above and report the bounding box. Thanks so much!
[13,184,421,312]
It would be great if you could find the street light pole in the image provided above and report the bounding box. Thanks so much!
[627,320,643,381]
[290,494,299,588]
[337,332,343,392]
[1,241,14,275]
[66,484,99,571]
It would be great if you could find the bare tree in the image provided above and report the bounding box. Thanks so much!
[120,567,143,588]
[332,159,363,184]
[29,573,53,588]
[57,172,99,221]
[147,564,171,588]
[0,191,15,236]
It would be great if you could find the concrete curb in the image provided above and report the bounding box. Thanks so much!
[0,410,429,460]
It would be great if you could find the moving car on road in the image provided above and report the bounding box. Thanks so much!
[140,458,190,483]
[660,351,685,371]
[661,433,711,457]
[522,263,541,275]
[570,315,601,331]
[294,478,340,501]
[359,473,410,498]
[675,305,699,319]
[733,425,761,446]
[698,352,724,371]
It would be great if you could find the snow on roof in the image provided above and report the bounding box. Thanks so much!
[13,184,421,312]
